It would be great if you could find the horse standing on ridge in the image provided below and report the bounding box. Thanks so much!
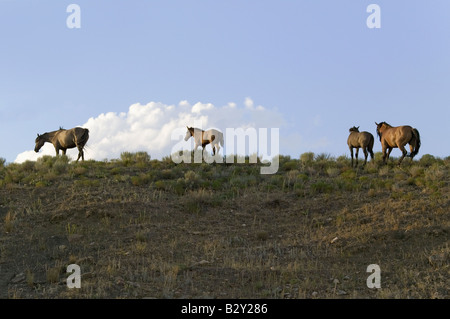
[375,121,421,166]
[184,126,224,156]
[35,127,90,161]
[347,126,374,167]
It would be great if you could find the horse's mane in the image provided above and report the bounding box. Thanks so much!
[188,127,204,132]
[376,122,392,141]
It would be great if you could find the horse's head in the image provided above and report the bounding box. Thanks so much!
[349,126,360,133]
[184,127,194,141]
[34,133,45,152]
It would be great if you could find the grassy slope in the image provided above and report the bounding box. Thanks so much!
[0,152,448,299]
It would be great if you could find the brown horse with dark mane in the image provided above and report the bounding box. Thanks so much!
[375,122,421,165]
[347,126,374,167]
[35,127,90,161]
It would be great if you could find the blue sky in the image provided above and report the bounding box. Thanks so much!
[1,1,449,163]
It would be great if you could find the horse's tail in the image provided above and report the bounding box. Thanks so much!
[82,128,90,145]
[410,128,421,157]
[368,134,375,159]
[76,128,90,147]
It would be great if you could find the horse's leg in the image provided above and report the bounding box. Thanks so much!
[193,143,199,158]
[408,143,415,158]
[369,147,374,161]
[387,148,393,159]
[52,142,59,157]
[355,148,359,167]
[202,145,206,159]
[398,144,408,166]
[384,147,394,164]
[216,143,220,155]
[78,150,85,161]
[363,147,368,167]
[381,145,388,164]
[349,147,354,167]
[76,146,82,162]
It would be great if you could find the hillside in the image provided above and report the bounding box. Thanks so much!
[0,152,448,299]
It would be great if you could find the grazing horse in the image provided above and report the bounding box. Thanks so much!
[35,127,90,161]
[347,126,374,167]
[375,122,421,165]
[184,126,224,155]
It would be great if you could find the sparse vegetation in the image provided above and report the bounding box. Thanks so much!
[0,151,448,299]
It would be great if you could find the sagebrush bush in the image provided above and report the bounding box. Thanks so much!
[300,152,315,166]
[131,174,150,186]
[282,160,298,171]
[52,156,70,175]
[184,170,200,187]
[424,163,445,182]
[120,151,151,167]
[311,180,334,194]
[419,154,437,167]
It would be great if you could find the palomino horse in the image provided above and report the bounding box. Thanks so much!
[347,126,374,167]
[375,122,421,165]
[35,127,90,161]
[184,126,224,155]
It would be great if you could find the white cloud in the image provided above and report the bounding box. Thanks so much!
[14,98,291,163]
[191,102,214,113]
[244,97,264,111]
[244,97,254,109]
[14,144,55,163]
[14,99,338,163]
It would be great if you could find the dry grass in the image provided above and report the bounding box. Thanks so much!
[0,152,448,299]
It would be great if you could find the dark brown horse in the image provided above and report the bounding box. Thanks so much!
[375,122,421,165]
[184,126,224,155]
[35,127,89,161]
[347,126,374,167]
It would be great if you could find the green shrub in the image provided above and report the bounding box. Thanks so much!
[424,163,445,181]
[161,169,176,180]
[120,151,151,167]
[374,152,384,163]
[154,180,167,190]
[134,151,151,164]
[340,169,356,180]
[172,178,186,195]
[131,174,150,186]
[36,155,56,171]
[419,154,437,167]
[269,175,284,188]
[282,160,298,171]
[21,160,36,172]
[409,166,424,178]
[52,156,70,175]
[184,170,201,188]
[72,166,88,176]
[300,152,315,166]
[336,155,350,166]
[35,181,48,188]
[311,180,334,194]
